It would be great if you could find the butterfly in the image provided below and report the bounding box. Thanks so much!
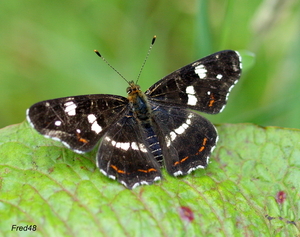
[27,37,242,189]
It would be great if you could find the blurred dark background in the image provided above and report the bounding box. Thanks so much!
[1,0,300,129]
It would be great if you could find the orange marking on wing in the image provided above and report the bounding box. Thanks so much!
[174,156,189,166]
[209,94,215,107]
[198,146,205,152]
[137,168,157,173]
[76,133,89,144]
[198,138,208,153]
[174,138,209,165]
[79,137,88,144]
[110,165,126,174]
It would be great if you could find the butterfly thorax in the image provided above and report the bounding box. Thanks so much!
[127,81,151,123]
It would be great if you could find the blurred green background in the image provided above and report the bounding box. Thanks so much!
[0,0,299,129]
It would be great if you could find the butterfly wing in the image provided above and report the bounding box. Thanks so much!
[146,50,242,114]
[97,114,162,189]
[27,94,129,153]
[150,104,217,176]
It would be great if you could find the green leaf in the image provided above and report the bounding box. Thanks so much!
[0,122,299,236]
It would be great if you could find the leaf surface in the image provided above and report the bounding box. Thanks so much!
[0,122,299,236]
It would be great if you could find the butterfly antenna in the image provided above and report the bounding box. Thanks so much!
[94,49,130,84]
[135,35,156,84]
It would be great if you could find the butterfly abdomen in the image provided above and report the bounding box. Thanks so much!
[144,125,163,166]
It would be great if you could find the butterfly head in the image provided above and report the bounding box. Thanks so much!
[126,81,141,96]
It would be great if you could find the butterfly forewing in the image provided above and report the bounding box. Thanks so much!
[27,94,129,153]
[146,50,242,114]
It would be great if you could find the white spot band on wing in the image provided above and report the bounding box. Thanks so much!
[64,101,77,116]
[88,114,102,134]
[186,86,197,106]
[194,64,207,79]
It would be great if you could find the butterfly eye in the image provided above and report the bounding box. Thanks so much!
[126,87,132,94]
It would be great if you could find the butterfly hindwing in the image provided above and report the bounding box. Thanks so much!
[97,115,162,189]
[146,50,242,114]
[151,104,217,176]
[27,95,129,153]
